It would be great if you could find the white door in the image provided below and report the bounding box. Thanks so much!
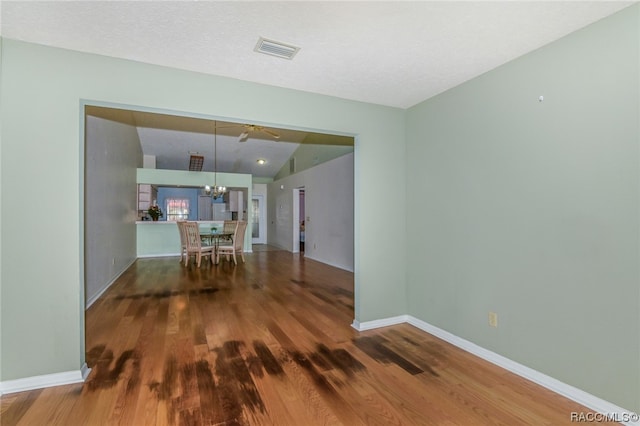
[198,196,212,220]
[251,195,266,244]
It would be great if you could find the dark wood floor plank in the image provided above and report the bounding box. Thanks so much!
[0,249,602,425]
[0,388,43,425]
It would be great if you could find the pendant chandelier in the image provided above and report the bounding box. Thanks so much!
[204,121,227,200]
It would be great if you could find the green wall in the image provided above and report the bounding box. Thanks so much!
[274,144,354,180]
[3,5,636,415]
[406,5,640,411]
[0,37,4,383]
[137,222,182,257]
[0,39,406,381]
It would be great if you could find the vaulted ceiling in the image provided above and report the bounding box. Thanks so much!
[86,106,354,178]
[4,1,632,176]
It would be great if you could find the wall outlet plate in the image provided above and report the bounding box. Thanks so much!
[489,311,498,327]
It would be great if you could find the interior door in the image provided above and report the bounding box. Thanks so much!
[251,195,266,244]
[198,196,212,220]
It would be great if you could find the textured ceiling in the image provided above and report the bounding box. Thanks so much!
[4,1,633,177]
[1,1,633,109]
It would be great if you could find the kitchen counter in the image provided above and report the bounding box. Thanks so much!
[136,220,224,225]
[136,220,225,257]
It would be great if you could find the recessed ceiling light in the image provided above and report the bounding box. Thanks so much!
[256,159,267,165]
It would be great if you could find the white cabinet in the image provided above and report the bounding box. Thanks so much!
[228,190,243,213]
[138,184,157,211]
[213,203,232,220]
[225,190,246,220]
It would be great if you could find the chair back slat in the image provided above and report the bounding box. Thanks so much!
[177,221,187,247]
[184,222,202,250]
[223,220,238,234]
[234,221,247,250]
[216,221,247,264]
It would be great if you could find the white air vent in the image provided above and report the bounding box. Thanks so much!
[254,37,300,60]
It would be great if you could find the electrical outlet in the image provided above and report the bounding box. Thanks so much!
[488,311,498,328]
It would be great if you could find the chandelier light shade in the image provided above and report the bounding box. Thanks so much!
[206,122,227,200]
[204,184,226,200]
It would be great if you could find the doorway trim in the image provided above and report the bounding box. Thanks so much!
[292,187,305,254]
[81,99,356,377]
[251,194,267,244]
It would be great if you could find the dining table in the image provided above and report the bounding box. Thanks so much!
[199,229,234,264]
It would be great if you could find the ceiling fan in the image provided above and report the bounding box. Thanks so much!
[216,122,281,142]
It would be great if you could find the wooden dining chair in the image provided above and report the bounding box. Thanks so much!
[176,220,188,264]
[183,221,215,267]
[221,220,237,244]
[216,221,247,265]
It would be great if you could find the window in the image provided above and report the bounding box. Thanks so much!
[165,198,190,221]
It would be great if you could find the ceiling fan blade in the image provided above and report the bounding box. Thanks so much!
[214,124,241,130]
[261,128,281,139]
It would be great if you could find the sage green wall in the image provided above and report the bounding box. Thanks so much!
[137,168,252,189]
[406,5,640,411]
[252,177,273,184]
[274,144,354,180]
[0,39,406,381]
[0,37,4,382]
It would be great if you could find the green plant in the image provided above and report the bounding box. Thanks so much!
[148,205,163,220]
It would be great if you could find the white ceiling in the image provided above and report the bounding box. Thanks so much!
[137,119,307,179]
[3,1,634,177]
[1,1,633,109]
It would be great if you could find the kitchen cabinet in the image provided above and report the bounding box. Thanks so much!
[228,190,244,213]
[213,202,232,220]
[138,184,157,211]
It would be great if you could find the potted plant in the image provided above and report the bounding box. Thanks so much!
[148,205,163,221]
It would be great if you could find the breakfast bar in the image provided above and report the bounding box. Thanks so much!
[136,220,225,257]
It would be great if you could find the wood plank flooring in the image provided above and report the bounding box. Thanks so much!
[1,248,604,425]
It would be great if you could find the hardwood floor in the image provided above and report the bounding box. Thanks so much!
[2,248,601,425]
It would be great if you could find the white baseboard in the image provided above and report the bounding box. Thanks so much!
[351,315,407,331]
[0,363,90,395]
[137,252,180,258]
[81,363,92,381]
[353,315,639,426]
[86,258,136,309]
[304,253,354,273]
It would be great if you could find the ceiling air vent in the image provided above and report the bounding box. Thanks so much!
[189,155,204,171]
[254,37,300,60]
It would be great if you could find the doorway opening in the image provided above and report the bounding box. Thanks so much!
[251,194,267,244]
[292,187,305,254]
[299,189,305,253]
[82,101,355,372]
